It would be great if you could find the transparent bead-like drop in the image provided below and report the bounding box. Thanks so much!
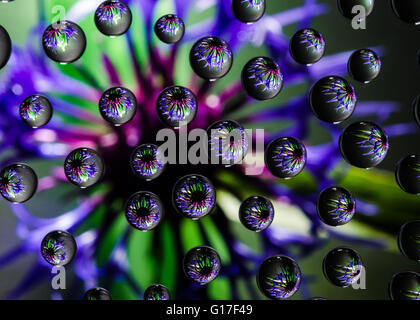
[256,255,301,299]
[172,174,216,219]
[154,14,185,44]
[19,95,53,128]
[339,121,388,169]
[183,246,221,285]
[124,191,164,231]
[322,247,363,287]
[309,76,356,123]
[42,20,86,64]
[190,36,233,80]
[239,195,274,231]
[64,148,104,188]
[94,1,132,36]
[264,137,307,179]
[0,163,37,203]
[241,56,283,100]
[41,230,77,266]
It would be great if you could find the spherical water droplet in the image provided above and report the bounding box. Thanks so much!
[19,95,53,128]
[130,144,166,181]
[40,230,77,266]
[124,191,164,231]
[156,86,197,128]
[154,14,185,44]
[144,284,170,300]
[412,95,420,127]
[84,287,112,300]
[317,186,355,226]
[99,87,137,125]
[337,0,374,20]
[241,56,283,100]
[289,28,325,66]
[239,196,274,231]
[42,20,86,64]
[172,174,216,219]
[256,255,301,299]
[310,76,356,123]
[0,163,37,203]
[95,1,132,36]
[389,271,420,300]
[190,36,233,80]
[323,247,362,287]
[398,220,420,261]
[64,148,104,188]
[0,25,11,70]
[348,49,381,83]
[339,121,388,168]
[183,246,221,285]
[265,137,307,179]
[232,0,266,23]
[207,120,248,165]
[395,154,420,194]
[390,0,420,25]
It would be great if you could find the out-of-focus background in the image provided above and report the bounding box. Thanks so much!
[0,0,419,299]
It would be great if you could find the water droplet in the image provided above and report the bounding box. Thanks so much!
[389,271,420,300]
[241,56,283,100]
[40,230,77,266]
[64,148,104,188]
[395,154,420,194]
[265,137,307,179]
[317,186,355,226]
[42,20,86,64]
[310,76,356,123]
[144,284,170,300]
[337,0,374,20]
[130,144,166,181]
[208,120,248,165]
[323,247,362,287]
[339,121,388,168]
[183,246,221,285]
[99,87,137,126]
[94,1,132,36]
[289,28,325,66]
[348,49,381,83]
[190,36,233,80]
[239,196,274,231]
[256,255,301,299]
[124,191,164,231]
[19,95,53,128]
[156,86,197,128]
[0,163,37,203]
[0,25,11,70]
[413,95,420,127]
[398,220,420,261]
[390,0,420,25]
[84,287,112,300]
[172,174,216,219]
[154,14,185,44]
[232,0,266,23]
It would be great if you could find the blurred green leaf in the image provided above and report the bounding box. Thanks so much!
[95,212,127,266]
[127,227,155,290]
[200,216,231,264]
[159,222,178,291]
[180,218,204,253]
[339,167,420,231]
[208,277,232,300]
[111,280,138,300]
